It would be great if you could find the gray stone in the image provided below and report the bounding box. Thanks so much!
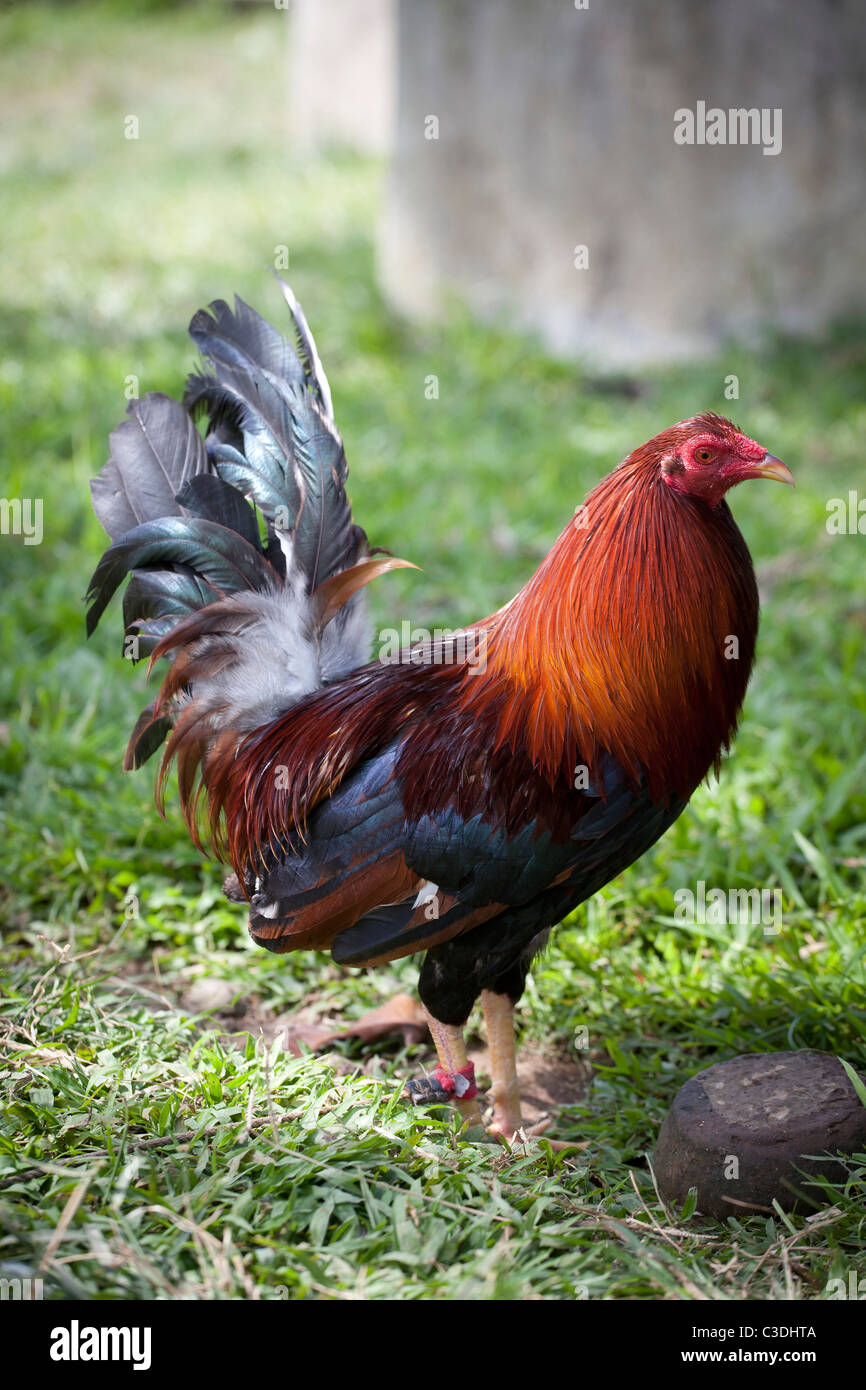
[288,0,396,157]
[379,0,866,365]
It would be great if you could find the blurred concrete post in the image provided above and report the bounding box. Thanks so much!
[288,0,396,157]
[377,0,866,366]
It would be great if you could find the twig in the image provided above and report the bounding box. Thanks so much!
[39,1167,101,1273]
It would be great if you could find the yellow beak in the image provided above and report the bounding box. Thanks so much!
[749,453,795,487]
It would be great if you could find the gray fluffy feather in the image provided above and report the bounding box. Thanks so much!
[178,579,372,736]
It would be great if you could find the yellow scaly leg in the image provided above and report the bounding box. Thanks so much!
[418,1008,484,1128]
[480,990,524,1140]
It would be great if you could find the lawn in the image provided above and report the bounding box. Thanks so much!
[0,1,864,1301]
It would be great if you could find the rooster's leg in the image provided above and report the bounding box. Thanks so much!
[417,1008,484,1128]
[480,989,524,1140]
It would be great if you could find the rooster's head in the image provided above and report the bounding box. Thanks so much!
[657,413,793,508]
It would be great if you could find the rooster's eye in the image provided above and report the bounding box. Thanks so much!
[695,447,714,463]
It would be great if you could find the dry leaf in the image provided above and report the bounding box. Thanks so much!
[281,993,428,1056]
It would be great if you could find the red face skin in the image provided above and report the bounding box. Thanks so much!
[660,426,794,508]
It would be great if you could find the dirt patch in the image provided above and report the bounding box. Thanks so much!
[118,966,592,1127]
[468,1044,591,1128]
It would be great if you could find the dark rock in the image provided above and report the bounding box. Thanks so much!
[653,1051,866,1218]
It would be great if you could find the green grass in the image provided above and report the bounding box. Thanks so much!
[1,1,865,1301]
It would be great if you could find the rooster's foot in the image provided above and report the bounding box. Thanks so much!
[405,1061,478,1105]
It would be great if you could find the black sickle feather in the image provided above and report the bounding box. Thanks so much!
[86,516,279,636]
[125,702,173,769]
[174,474,263,554]
[91,393,208,541]
[183,295,356,591]
[122,568,224,658]
[272,273,334,419]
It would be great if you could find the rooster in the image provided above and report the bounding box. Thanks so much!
[87,284,793,1140]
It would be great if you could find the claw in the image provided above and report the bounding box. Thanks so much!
[405,1061,478,1105]
[405,1074,451,1105]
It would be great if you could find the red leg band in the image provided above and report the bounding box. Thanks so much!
[433,1061,478,1100]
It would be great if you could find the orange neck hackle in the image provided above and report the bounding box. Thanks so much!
[465,444,760,803]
